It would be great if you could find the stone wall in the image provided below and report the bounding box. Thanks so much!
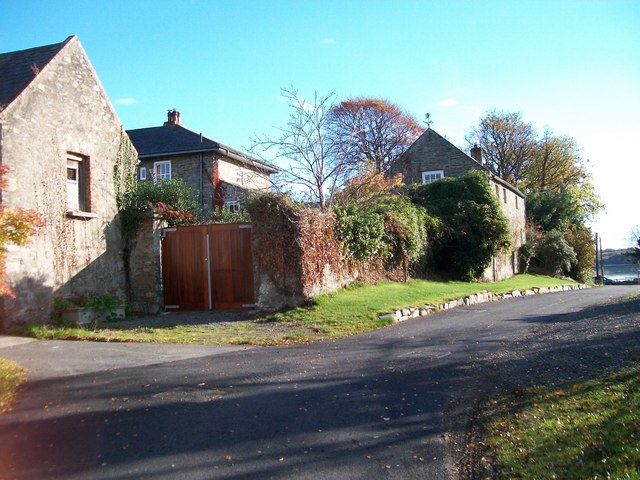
[128,217,166,314]
[0,37,132,326]
[249,200,400,311]
[483,178,527,281]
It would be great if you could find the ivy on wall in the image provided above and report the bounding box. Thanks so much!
[113,128,138,211]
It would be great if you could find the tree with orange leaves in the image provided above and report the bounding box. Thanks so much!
[327,97,424,176]
[0,165,44,297]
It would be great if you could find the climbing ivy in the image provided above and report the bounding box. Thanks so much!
[113,128,138,211]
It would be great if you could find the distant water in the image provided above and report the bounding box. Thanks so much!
[602,263,640,282]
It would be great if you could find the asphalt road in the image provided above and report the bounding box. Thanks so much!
[0,285,638,480]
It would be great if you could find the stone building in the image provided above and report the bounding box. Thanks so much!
[0,36,136,327]
[388,128,526,281]
[127,111,279,214]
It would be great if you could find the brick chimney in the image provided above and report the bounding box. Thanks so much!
[165,109,181,126]
[470,144,482,164]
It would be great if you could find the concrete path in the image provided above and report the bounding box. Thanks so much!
[0,285,637,480]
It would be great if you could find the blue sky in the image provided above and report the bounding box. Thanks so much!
[2,0,638,248]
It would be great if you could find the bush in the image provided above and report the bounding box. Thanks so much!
[209,205,251,223]
[333,205,387,261]
[535,229,577,277]
[564,226,595,283]
[333,194,428,274]
[120,178,202,233]
[405,171,511,280]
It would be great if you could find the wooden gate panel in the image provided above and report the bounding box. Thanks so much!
[161,223,254,311]
[161,226,209,310]
[209,224,255,310]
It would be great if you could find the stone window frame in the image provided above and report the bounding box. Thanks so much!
[153,160,171,183]
[421,170,444,184]
[66,152,96,219]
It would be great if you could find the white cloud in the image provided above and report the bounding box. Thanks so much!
[320,38,335,45]
[437,98,457,107]
[116,97,137,105]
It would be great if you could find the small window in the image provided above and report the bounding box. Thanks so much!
[139,167,147,181]
[153,160,171,182]
[421,170,444,184]
[503,188,507,203]
[495,184,500,197]
[66,152,89,212]
[515,195,519,209]
[224,200,240,212]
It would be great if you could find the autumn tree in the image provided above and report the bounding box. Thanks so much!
[468,111,602,224]
[466,110,537,185]
[326,97,424,176]
[251,88,343,210]
[0,166,44,297]
[332,169,404,208]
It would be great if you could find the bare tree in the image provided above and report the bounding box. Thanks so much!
[326,97,424,176]
[251,88,345,210]
[466,110,537,185]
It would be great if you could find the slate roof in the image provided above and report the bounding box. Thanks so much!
[127,123,279,173]
[0,36,72,113]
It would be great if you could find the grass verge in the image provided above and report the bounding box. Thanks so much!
[12,273,576,346]
[0,358,26,413]
[479,362,640,479]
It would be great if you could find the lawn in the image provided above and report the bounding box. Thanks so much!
[15,273,576,346]
[480,362,640,479]
[0,358,26,413]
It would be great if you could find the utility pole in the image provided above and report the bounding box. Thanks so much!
[599,236,605,279]
[595,232,600,284]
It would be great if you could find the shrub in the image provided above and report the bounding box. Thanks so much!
[333,205,387,261]
[333,194,428,274]
[373,195,427,269]
[120,178,202,233]
[564,226,595,283]
[405,171,511,280]
[535,229,577,277]
[209,205,251,224]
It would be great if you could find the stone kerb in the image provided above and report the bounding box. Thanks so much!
[381,284,590,323]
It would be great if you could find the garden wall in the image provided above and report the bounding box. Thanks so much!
[248,196,401,311]
[128,217,166,314]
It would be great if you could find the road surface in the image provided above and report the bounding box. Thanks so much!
[0,285,638,479]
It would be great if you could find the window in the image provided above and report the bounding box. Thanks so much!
[224,200,240,212]
[495,184,500,197]
[66,152,89,212]
[503,187,507,203]
[139,166,147,181]
[153,161,171,182]
[421,170,444,184]
[515,195,519,209]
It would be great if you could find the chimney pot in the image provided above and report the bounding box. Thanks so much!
[165,109,181,125]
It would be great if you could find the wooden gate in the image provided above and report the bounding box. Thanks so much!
[161,223,255,310]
